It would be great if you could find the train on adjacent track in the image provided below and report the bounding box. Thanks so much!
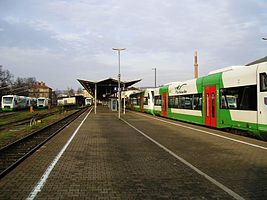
[1,95,37,111]
[1,95,52,111]
[57,96,92,108]
[127,61,267,140]
[36,97,50,109]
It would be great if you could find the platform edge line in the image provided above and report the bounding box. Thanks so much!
[26,108,93,200]
[121,118,245,200]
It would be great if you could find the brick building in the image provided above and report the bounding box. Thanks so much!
[28,81,52,99]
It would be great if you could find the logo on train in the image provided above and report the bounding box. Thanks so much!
[265,97,267,105]
[175,83,187,94]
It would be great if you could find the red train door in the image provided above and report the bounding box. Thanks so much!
[204,86,216,127]
[162,92,167,117]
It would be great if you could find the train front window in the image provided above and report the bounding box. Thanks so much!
[38,99,45,104]
[3,97,13,104]
[260,73,267,92]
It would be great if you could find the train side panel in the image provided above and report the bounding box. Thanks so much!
[167,79,204,125]
[218,65,260,136]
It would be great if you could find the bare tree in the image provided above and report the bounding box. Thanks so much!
[0,65,13,97]
[12,77,37,96]
[67,87,75,97]
[76,87,83,95]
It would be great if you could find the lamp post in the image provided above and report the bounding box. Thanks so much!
[152,67,156,88]
[112,48,126,119]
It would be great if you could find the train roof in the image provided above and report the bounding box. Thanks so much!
[208,65,247,75]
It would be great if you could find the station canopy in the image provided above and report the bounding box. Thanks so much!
[77,78,141,100]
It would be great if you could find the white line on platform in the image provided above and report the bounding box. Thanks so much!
[132,111,267,151]
[121,118,245,200]
[27,108,93,200]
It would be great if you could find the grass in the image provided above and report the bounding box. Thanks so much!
[0,108,77,148]
[0,107,59,126]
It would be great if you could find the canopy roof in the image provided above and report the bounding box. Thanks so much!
[246,56,267,66]
[77,78,141,100]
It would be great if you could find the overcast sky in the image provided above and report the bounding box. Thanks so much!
[0,0,266,90]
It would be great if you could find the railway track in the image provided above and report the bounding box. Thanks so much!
[0,110,60,131]
[0,111,16,118]
[0,107,89,178]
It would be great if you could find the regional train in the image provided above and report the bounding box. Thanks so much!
[1,95,37,111]
[57,96,86,108]
[37,97,50,109]
[127,61,267,140]
[85,97,93,106]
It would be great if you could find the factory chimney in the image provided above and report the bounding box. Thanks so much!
[194,50,198,79]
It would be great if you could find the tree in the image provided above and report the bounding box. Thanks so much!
[0,65,13,97]
[76,87,83,95]
[12,77,36,96]
[67,87,75,97]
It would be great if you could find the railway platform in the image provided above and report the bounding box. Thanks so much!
[0,106,267,199]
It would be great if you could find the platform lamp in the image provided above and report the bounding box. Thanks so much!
[112,48,126,119]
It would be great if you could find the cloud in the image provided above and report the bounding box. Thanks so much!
[0,0,266,90]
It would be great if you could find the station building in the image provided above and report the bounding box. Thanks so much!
[28,81,52,99]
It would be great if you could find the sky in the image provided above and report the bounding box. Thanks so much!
[0,0,266,90]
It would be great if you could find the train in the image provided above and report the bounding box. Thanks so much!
[57,96,86,108]
[85,97,93,106]
[127,61,267,140]
[37,97,50,109]
[1,95,37,111]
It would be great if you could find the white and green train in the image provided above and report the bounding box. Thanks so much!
[1,95,37,111]
[128,61,267,139]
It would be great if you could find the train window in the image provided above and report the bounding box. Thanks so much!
[154,95,162,106]
[131,98,138,105]
[168,94,202,110]
[260,73,267,92]
[180,95,192,109]
[151,91,154,102]
[193,94,202,110]
[206,94,209,117]
[168,96,174,108]
[3,97,13,103]
[174,96,180,108]
[220,85,257,110]
[144,97,148,105]
[220,95,227,109]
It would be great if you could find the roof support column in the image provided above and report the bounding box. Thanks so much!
[94,83,97,114]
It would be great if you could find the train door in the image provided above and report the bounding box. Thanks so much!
[162,92,167,117]
[204,86,216,127]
